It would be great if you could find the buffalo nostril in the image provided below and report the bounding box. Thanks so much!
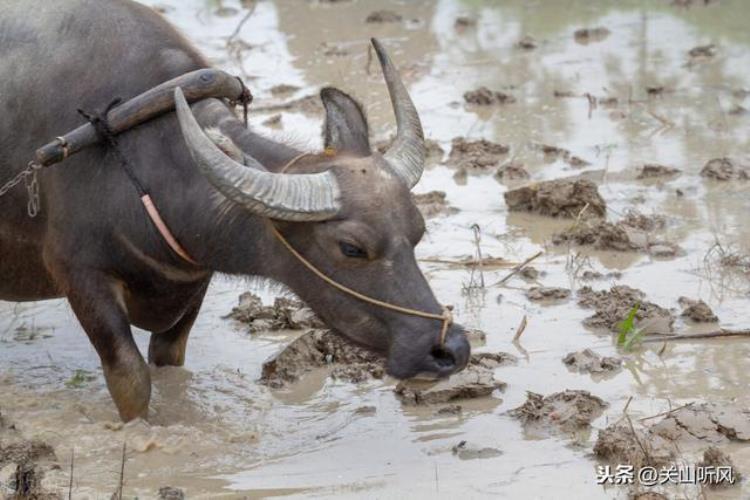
[430,345,456,369]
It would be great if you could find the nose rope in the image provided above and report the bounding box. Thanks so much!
[268,223,453,346]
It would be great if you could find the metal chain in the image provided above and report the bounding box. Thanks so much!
[0,161,43,217]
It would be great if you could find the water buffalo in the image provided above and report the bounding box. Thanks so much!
[0,0,470,421]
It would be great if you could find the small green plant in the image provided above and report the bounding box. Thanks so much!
[616,303,644,350]
[65,369,95,389]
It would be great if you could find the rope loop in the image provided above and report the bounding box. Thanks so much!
[269,223,453,346]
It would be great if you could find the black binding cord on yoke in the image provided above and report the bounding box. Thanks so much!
[77,99,200,265]
[77,78,253,195]
[234,76,253,127]
[78,99,147,197]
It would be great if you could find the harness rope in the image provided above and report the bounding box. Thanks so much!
[272,152,454,346]
[79,100,200,266]
[268,223,453,346]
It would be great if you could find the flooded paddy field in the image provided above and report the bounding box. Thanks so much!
[2,0,750,498]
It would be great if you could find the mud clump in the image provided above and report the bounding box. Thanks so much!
[504,178,606,219]
[494,162,530,182]
[436,405,462,416]
[573,27,611,44]
[532,143,590,167]
[577,285,674,334]
[451,440,503,460]
[563,349,622,373]
[0,440,55,468]
[260,329,383,388]
[516,35,538,50]
[654,403,750,443]
[688,43,717,60]
[509,390,607,434]
[365,10,402,23]
[553,211,678,257]
[699,446,741,487]
[646,86,666,96]
[526,286,571,302]
[470,351,517,369]
[465,328,487,345]
[700,157,749,181]
[580,270,622,281]
[159,486,186,499]
[0,409,58,499]
[227,292,324,332]
[597,96,618,108]
[454,16,476,30]
[679,297,719,323]
[637,164,681,179]
[554,90,578,98]
[594,422,675,469]
[620,211,666,232]
[463,86,516,106]
[448,137,509,171]
[552,221,638,252]
[412,191,458,219]
[596,402,750,473]
[555,221,636,252]
[395,352,514,406]
[519,266,542,281]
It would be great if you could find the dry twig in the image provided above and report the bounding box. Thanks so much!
[493,251,544,286]
[513,315,528,342]
[642,329,750,343]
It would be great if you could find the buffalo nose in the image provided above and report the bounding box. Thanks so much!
[428,328,471,377]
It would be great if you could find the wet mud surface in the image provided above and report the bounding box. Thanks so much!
[3,0,750,498]
[0,410,58,499]
[509,390,608,436]
[563,349,623,374]
[260,329,383,388]
[395,352,514,406]
[412,190,458,218]
[552,211,681,257]
[577,285,675,334]
[504,178,606,219]
[447,137,510,172]
[595,402,750,488]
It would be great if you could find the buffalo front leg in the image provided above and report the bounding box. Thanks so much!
[58,270,151,422]
[148,282,208,367]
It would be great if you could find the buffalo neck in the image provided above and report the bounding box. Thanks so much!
[130,102,304,279]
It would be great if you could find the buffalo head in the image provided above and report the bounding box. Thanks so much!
[174,38,470,380]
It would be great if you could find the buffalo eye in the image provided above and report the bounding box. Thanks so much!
[339,241,368,259]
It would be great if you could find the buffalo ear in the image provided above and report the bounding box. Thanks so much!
[321,87,371,156]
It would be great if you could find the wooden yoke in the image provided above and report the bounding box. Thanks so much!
[34,69,251,167]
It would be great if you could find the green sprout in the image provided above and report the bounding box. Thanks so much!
[616,303,644,351]
[65,369,95,389]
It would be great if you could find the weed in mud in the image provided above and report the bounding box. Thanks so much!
[617,303,644,351]
[565,250,594,282]
[11,323,53,344]
[461,224,488,296]
[65,369,96,389]
[695,237,750,298]
[704,238,750,272]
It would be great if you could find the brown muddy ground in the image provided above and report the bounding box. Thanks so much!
[2,0,750,498]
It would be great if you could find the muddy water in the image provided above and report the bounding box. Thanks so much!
[2,0,750,498]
